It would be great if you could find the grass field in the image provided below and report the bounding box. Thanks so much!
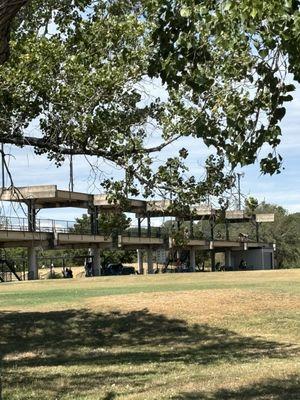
[0,270,299,399]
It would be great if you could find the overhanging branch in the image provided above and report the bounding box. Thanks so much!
[0,134,183,160]
[0,134,119,160]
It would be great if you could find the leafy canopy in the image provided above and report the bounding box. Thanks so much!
[148,0,300,175]
[1,0,300,206]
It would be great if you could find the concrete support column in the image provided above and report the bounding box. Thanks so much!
[211,251,216,272]
[91,247,101,276]
[147,248,153,274]
[225,250,231,269]
[190,248,196,271]
[137,249,144,274]
[27,247,38,280]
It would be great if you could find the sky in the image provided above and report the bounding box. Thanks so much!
[1,83,300,224]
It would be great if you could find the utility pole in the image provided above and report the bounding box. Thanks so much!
[1,143,5,189]
[237,172,245,210]
[69,153,74,192]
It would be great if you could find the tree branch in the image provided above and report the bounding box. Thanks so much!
[0,134,119,160]
[0,133,183,160]
[144,134,182,153]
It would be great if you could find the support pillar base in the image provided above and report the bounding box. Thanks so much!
[27,247,38,280]
[137,249,144,275]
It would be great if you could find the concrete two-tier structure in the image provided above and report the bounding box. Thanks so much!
[0,185,275,279]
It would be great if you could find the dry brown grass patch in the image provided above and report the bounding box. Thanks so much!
[84,288,300,325]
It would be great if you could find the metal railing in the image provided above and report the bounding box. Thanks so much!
[0,216,260,242]
[0,216,165,238]
[0,216,74,233]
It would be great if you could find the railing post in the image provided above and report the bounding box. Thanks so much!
[147,215,151,238]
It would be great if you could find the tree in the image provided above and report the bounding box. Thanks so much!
[1,1,300,206]
[68,212,135,266]
[256,203,300,268]
[0,0,29,63]
[71,212,131,236]
[2,0,212,206]
[148,1,300,177]
[229,201,300,268]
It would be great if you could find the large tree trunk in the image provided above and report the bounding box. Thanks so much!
[0,0,29,64]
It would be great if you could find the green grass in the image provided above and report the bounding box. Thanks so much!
[1,270,299,308]
[0,270,299,399]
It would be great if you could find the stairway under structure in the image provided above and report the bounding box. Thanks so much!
[0,259,22,282]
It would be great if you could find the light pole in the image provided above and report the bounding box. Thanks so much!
[1,143,5,189]
[237,172,245,210]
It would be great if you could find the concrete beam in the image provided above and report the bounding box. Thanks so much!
[186,239,208,247]
[146,199,172,213]
[0,185,57,201]
[93,194,146,213]
[118,236,164,246]
[0,185,92,209]
[57,233,112,247]
[0,230,51,243]
[35,201,90,209]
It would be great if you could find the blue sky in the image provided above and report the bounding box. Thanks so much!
[1,83,300,223]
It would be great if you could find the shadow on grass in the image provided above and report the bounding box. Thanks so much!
[0,309,299,399]
[173,374,300,399]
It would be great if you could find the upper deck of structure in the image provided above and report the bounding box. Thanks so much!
[0,185,93,209]
[0,185,274,223]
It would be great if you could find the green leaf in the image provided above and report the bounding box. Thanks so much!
[250,7,258,18]
[259,48,268,58]
[180,7,191,18]
[274,107,286,121]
